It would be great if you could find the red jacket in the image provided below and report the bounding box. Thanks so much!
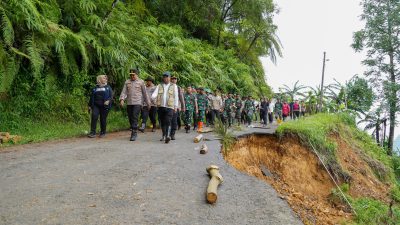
[293,103,300,111]
[282,103,290,116]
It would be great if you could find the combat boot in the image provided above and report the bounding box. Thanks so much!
[165,126,171,143]
[138,123,145,133]
[130,131,137,141]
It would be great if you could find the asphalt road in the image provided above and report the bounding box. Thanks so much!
[0,125,302,225]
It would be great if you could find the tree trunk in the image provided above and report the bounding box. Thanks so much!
[206,165,223,204]
[200,144,208,154]
[387,50,396,155]
[375,123,380,145]
[386,1,396,156]
[216,0,238,47]
[383,119,387,146]
[242,33,259,59]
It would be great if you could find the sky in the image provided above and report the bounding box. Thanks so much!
[261,0,365,91]
[260,0,400,145]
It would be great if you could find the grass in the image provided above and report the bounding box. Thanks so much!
[276,113,352,182]
[351,197,400,225]
[276,113,400,224]
[214,119,235,156]
[0,110,129,147]
[276,113,393,182]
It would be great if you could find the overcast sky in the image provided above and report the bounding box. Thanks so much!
[260,0,399,141]
[261,0,365,91]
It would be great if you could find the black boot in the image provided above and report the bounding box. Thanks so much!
[171,130,175,140]
[185,125,190,133]
[152,123,156,132]
[165,126,171,143]
[160,127,166,141]
[138,123,145,133]
[130,131,137,141]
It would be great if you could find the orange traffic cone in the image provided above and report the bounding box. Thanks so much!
[197,121,203,132]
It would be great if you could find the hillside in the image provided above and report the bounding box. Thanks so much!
[0,0,277,143]
[225,113,400,224]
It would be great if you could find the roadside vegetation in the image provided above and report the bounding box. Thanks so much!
[0,0,279,145]
[276,113,400,224]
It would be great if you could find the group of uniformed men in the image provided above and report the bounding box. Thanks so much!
[118,69,261,144]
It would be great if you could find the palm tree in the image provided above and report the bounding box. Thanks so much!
[357,108,388,147]
[280,80,307,102]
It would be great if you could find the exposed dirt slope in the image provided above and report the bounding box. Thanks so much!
[225,134,391,225]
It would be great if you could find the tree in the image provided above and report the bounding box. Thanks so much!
[358,107,388,146]
[280,80,307,102]
[352,0,400,155]
[346,76,374,113]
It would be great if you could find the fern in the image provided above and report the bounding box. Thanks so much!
[24,36,44,78]
[0,7,14,46]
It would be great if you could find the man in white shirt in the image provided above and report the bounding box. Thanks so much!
[151,72,179,143]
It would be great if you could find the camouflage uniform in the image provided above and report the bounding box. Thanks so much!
[196,93,208,122]
[184,92,197,130]
[224,97,235,127]
[244,99,255,125]
[235,98,243,125]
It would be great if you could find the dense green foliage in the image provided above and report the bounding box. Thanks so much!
[352,0,400,154]
[0,0,278,138]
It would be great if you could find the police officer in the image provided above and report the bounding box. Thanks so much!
[119,69,150,141]
[151,72,179,143]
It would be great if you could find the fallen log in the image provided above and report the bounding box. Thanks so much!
[194,134,203,143]
[200,144,208,154]
[198,127,214,133]
[0,136,10,144]
[0,132,10,138]
[10,135,22,144]
[206,165,223,204]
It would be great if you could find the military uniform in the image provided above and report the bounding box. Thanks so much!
[197,93,208,123]
[183,92,197,132]
[235,97,243,125]
[224,97,235,127]
[244,99,255,126]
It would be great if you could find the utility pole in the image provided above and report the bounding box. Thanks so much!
[319,52,326,112]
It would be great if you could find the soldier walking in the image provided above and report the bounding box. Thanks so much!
[196,87,209,132]
[244,96,255,126]
[183,86,198,133]
[234,94,243,126]
[224,93,235,127]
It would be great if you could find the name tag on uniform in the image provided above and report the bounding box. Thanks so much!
[96,87,106,92]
